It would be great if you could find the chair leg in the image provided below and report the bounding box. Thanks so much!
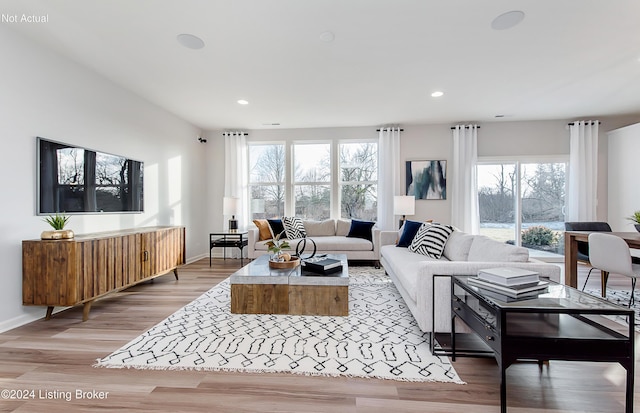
[629,278,637,307]
[581,267,595,291]
[600,270,609,298]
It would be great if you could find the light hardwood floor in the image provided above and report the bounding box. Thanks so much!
[0,259,637,412]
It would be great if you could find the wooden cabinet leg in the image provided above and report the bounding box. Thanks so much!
[45,306,54,320]
[173,268,179,280]
[82,301,93,322]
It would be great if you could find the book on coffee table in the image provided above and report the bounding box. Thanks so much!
[477,267,539,287]
[303,257,343,275]
[468,276,549,298]
[476,287,546,302]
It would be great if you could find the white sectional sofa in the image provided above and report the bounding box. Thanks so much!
[380,229,561,333]
[247,219,384,262]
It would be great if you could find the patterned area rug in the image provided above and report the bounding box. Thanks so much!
[584,288,640,331]
[95,267,464,384]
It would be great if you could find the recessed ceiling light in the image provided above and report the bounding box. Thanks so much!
[176,33,205,50]
[319,31,335,42]
[491,11,525,30]
[431,91,444,98]
[237,99,249,105]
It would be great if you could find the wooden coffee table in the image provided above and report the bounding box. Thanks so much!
[229,254,349,316]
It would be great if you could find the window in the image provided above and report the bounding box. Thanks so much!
[339,142,378,220]
[248,144,285,219]
[247,140,378,222]
[477,158,567,255]
[293,143,331,220]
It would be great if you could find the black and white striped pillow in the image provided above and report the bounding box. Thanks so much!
[409,223,454,259]
[283,216,307,239]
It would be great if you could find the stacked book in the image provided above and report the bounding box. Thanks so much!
[468,267,548,302]
[303,257,343,275]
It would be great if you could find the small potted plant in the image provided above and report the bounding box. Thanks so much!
[627,210,640,232]
[41,213,74,240]
[265,231,298,268]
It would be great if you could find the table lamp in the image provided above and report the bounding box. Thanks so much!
[393,195,415,229]
[223,196,239,231]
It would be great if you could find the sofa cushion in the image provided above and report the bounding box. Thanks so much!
[303,219,336,236]
[467,236,529,262]
[283,216,306,239]
[397,220,423,247]
[256,236,373,252]
[336,219,351,236]
[346,219,376,242]
[409,223,454,259]
[443,230,475,261]
[381,244,443,302]
[267,219,287,239]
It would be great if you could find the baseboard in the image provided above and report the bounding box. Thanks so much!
[0,307,69,334]
[2,254,214,334]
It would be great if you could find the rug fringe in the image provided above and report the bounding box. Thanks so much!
[92,359,465,385]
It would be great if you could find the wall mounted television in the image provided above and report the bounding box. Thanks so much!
[37,137,144,215]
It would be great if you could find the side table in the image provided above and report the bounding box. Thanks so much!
[451,275,634,413]
[209,230,249,267]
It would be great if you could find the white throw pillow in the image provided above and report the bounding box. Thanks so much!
[409,223,454,259]
[283,216,306,239]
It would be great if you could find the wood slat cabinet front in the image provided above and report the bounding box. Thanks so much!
[23,226,185,321]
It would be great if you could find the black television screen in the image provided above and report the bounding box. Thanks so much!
[37,137,143,214]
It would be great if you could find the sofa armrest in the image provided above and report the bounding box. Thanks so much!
[373,229,399,259]
[378,230,398,248]
[247,227,260,259]
[415,261,561,333]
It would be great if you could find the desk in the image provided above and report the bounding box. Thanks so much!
[564,231,640,290]
[209,230,249,267]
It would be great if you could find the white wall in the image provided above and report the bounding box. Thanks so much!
[207,116,640,228]
[0,25,208,331]
[607,122,640,231]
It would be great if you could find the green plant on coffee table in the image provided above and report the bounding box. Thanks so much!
[265,231,290,259]
[521,225,558,246]
[626,210,640,224]
[43,213,70,230]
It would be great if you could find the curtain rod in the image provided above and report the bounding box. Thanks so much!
[567,121,600,126]
[450,126,481,130]
[376,128,404,131]
[222,132,248,136]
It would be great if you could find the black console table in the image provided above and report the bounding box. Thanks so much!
[451,275,634,413]
[209,230,248,266]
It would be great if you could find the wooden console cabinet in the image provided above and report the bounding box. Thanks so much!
[22,226,185,321]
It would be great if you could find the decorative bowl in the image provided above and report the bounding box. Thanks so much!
[269,256,300,269]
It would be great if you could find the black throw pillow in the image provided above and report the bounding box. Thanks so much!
[396,220,423,247]
[267,219,287,239]
[346,219,376,242]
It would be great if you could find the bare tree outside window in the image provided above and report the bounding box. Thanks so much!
[248,144,285,219]
[340,142,377,220]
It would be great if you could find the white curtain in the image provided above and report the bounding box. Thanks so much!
[451,125,479,234]
[567,121,599,221]
[377,127,401,230]
[224,132,248,230]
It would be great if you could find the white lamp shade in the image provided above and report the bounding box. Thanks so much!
[223,197,239,215]
[393,195,415,216]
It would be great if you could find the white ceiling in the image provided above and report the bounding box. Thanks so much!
[4,0,640,130]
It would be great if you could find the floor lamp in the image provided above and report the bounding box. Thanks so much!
[394,195,415,229]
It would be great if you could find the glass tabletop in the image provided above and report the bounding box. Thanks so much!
[455,275,633,315]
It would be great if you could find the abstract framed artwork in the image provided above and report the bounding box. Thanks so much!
[405,160,447,200]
